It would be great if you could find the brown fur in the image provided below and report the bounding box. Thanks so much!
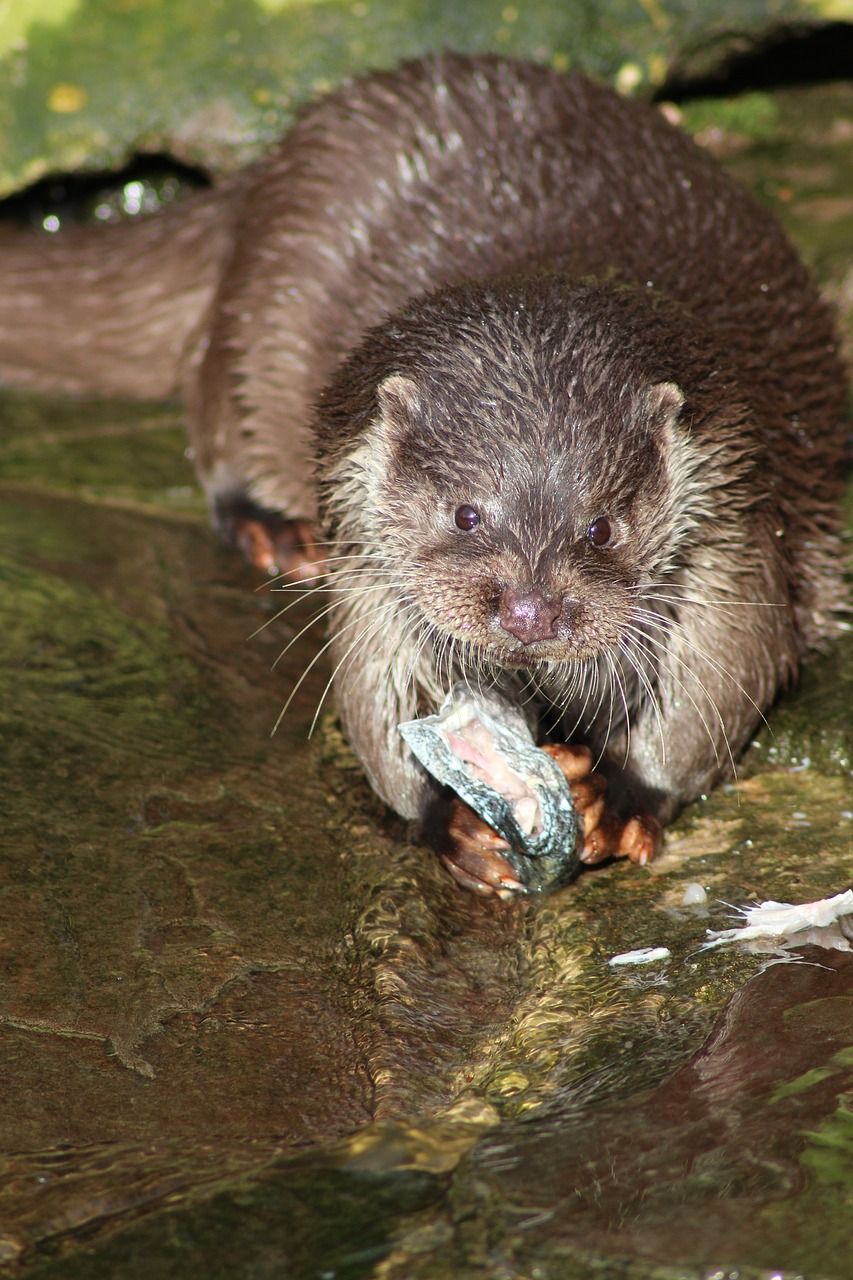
[0,53,847,828]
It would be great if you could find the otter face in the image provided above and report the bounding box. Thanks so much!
[366,370,699,672]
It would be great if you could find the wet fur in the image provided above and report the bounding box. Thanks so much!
[0,53,847,828]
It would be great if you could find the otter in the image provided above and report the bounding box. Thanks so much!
[0,54,847,892]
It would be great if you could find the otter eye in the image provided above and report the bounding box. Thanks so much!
[587,516,612,548]
[454,504,481,531]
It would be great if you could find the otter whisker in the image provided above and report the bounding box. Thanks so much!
[540,660,577,734]
[605,649,633,769]
[621,620,736,778]
[262,596,342,654]
[252,578,389,638]
[405,613,432,681]
[630,607,768,728]
[585,656,613,741]
[308,599,421,738]
[270,569,402,595]
[561,658,592,739]
[433,625,454,701]
[440,631,457,700]
[272,598,402,735]
[267,590,380,663]
[250,593,325,639]
[589,655,614,762]
[403,611,441,707]
[555,653,606,748]
[260,549,391,590]
[618,634,667,768]
[308,622,389,738]
[431,628,448,699]
[257,558,403,611]
[544,661,575,736]
[519,667,544,713]
[635,583,785,611]
[586,654,616,773]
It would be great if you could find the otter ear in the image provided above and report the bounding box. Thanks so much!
[377,374,421,431]
[647,381,704,537]
[644,381,685,429]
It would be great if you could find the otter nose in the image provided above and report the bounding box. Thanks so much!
[499,585,563,644]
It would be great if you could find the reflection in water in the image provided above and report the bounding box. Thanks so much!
[4,952,851,1277]
[468,949,853,1278]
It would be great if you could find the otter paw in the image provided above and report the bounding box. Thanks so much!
[443,798,526,898]
[234,516,324,580]
[616,813,662,865]
[580,810,662,866]
[540,743,606,842]
[539,744,661,867]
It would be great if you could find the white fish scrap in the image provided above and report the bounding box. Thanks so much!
[608,947,671,967]
[703,890,853,952]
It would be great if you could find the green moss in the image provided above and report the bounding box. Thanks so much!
[19,1162,443,1280]
[0,545,231,776]
[747,634,853,776]
[0,0,825,194]
[680,90,780,139]
[0,391,204,511]
[801,1100,853,1187]
[0,0,81,60]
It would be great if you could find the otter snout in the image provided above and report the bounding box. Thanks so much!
[498,585,565,645]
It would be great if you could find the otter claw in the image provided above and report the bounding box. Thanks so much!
[580,811,662,865]
[444,797,525,897]
[618,814,662,864]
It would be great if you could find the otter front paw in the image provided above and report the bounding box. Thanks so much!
[443,798,525,898]
[443,744,612,897]
[579,810,662,866]
[540,744,661,866]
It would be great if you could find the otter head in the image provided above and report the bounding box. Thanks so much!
[318,277,714,678]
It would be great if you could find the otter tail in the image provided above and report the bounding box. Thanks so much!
[0,180,243,400]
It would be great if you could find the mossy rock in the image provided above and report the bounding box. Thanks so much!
[0,0,843,195]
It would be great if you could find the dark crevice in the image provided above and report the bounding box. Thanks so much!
[0,153,209,231]
[657,21,853,102]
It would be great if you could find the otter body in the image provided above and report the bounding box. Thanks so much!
[0,55,847,857]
